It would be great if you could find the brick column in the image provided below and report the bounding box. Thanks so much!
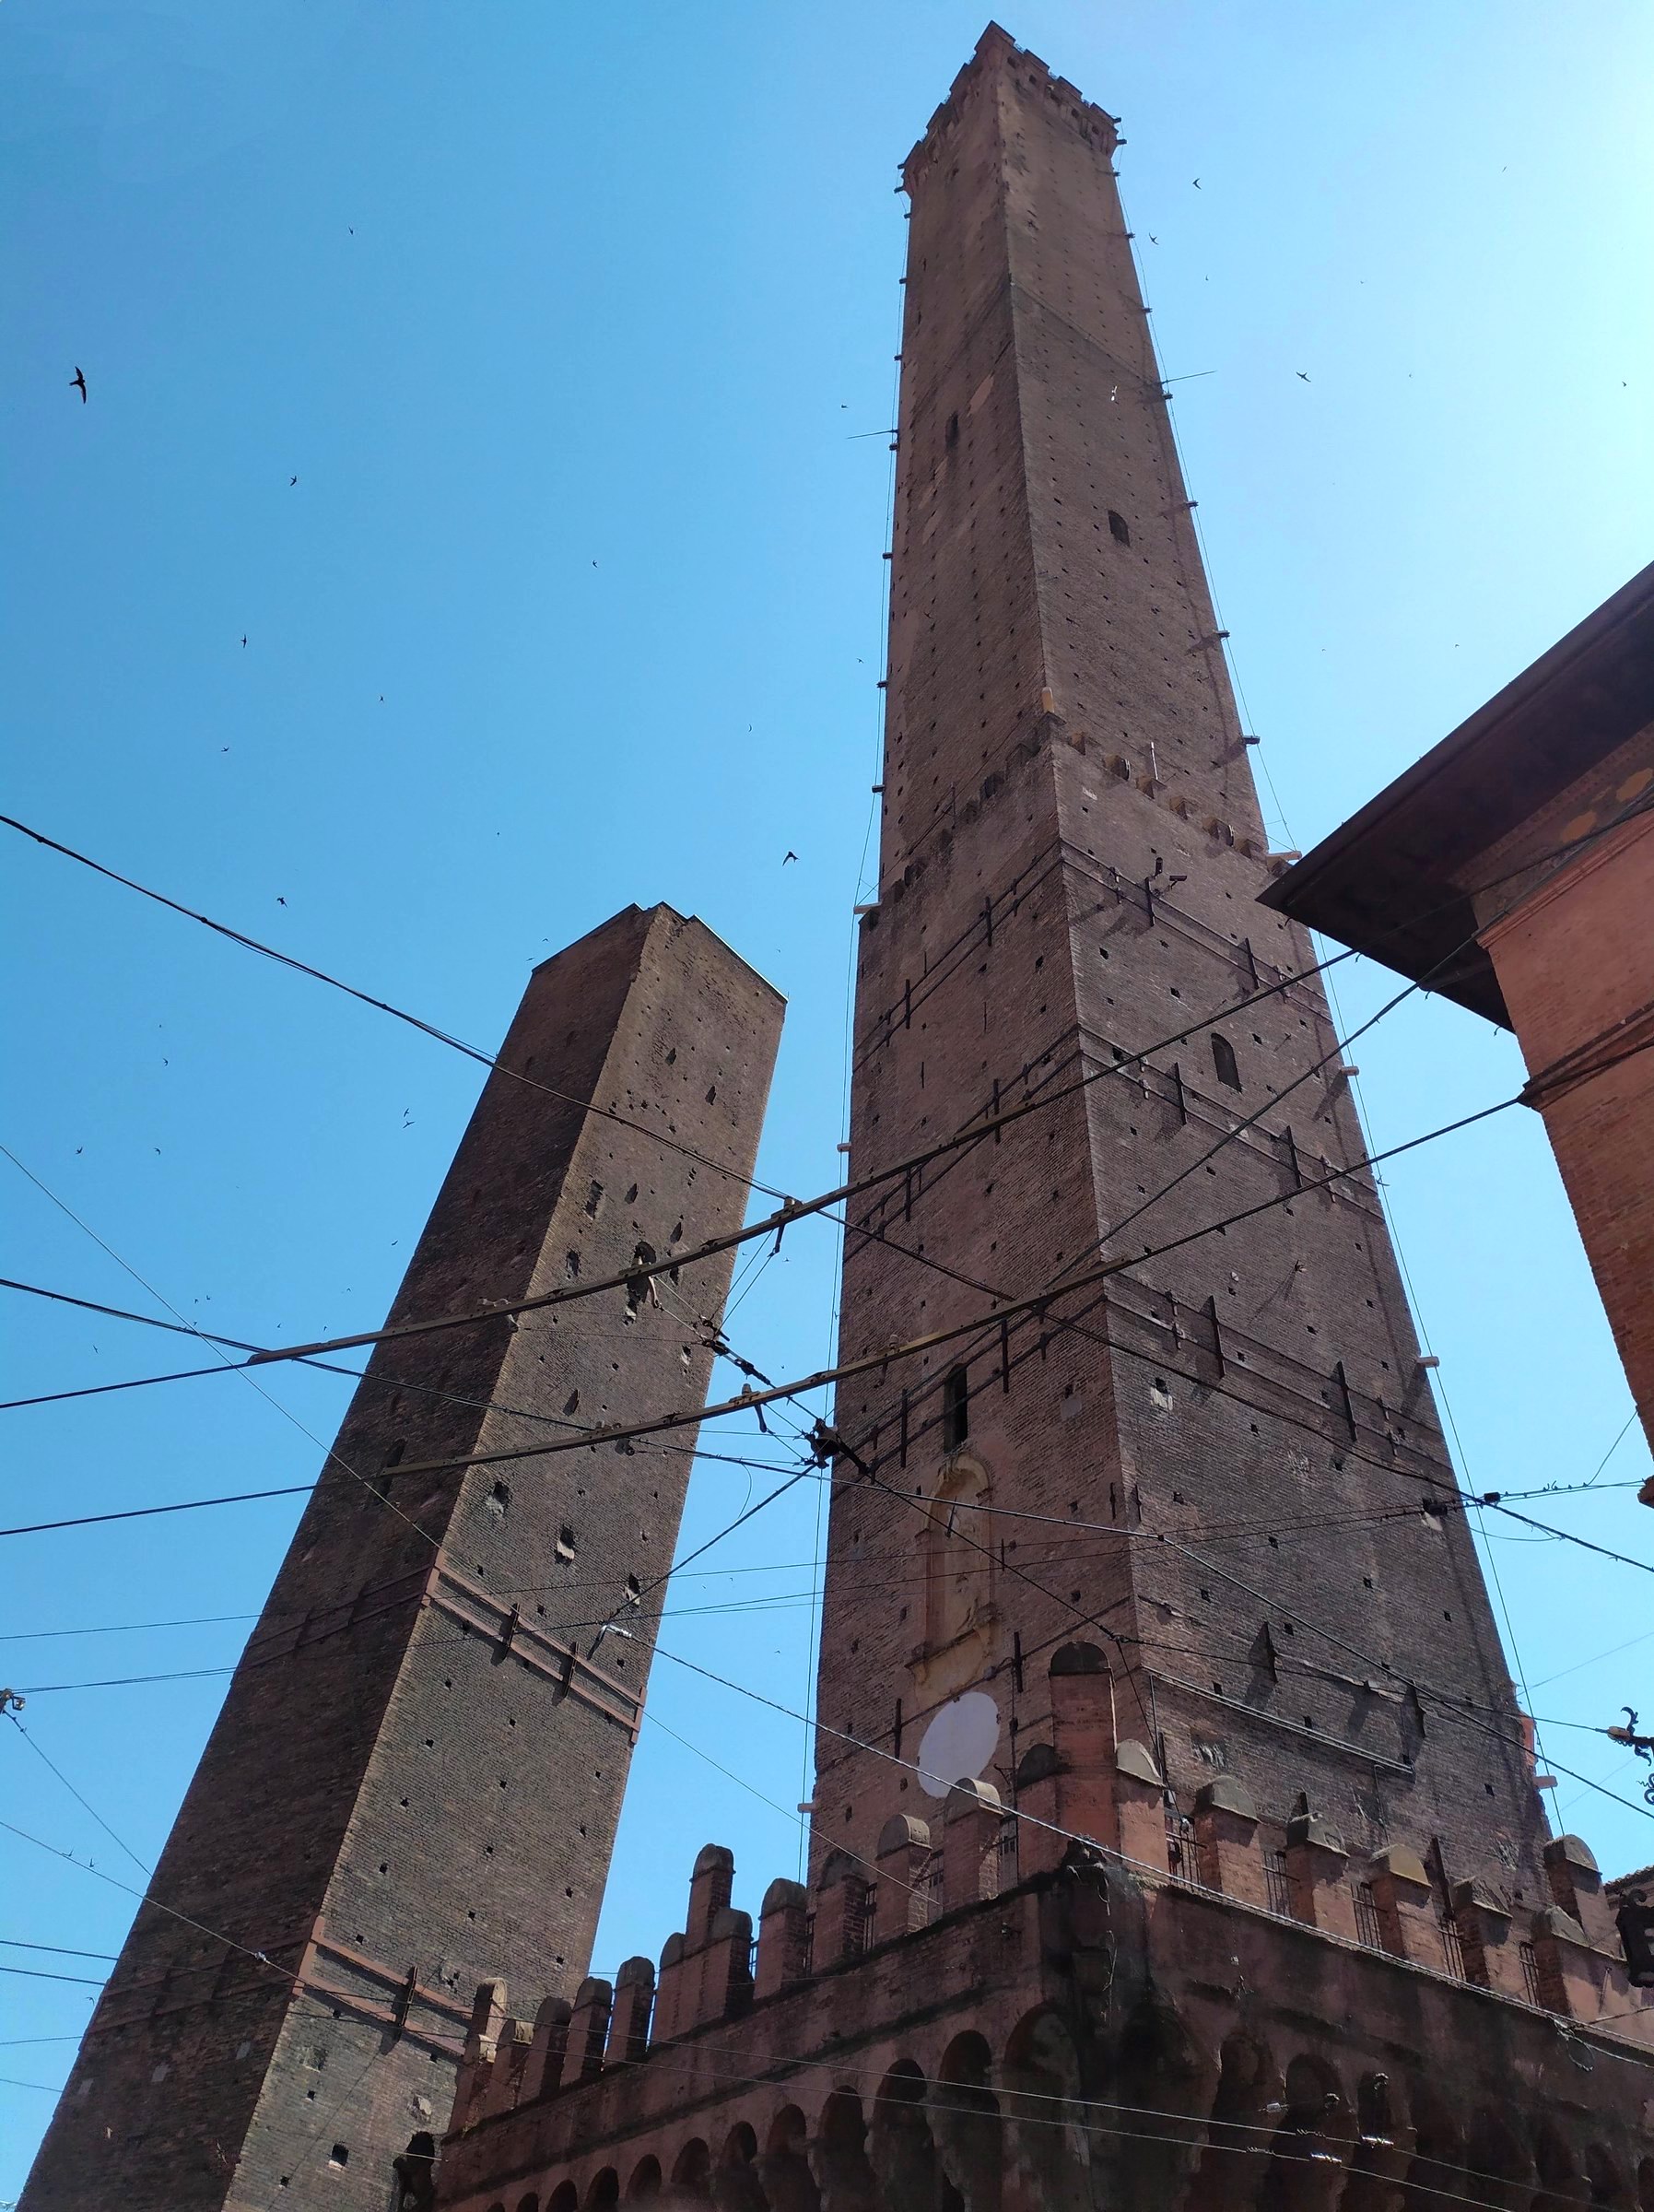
[686,1843,735,1947]
[812,1853,870,1969]
[1048,1643,1120,1852]
[1543,1833,1618,1949]
[753,1878,810,2001]
[1367,1846,1448,1971]
[651,1931,686,2047]
[523,1995,571,2100]
[1529,1907,1606,2021]
[1012,1744,1067,1878]
[564,1977,612,2081]
[478,2018,534,2119]
[1284,1814,1357,1940]
[604,1957,654,2066]
[875,1814,934,1936]
[1191,1779,1263,1906]
[686,1907,753,2029]
[1113,1742,1169,1877]
[942,1780,1003,1912]
[1450,1882,1530,2002]
[452,1978,508,2128]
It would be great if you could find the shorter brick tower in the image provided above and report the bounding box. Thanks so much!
[19,904,782,2212]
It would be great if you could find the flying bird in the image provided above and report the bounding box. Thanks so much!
[240,635,248,647]
[276,895,287,905]
[289,475,299,487]
[782,851,798,865]
[70,367,88,403]
[1191,177,1201,189]
[1148,234,1158,244]
[1296,371,1310,382]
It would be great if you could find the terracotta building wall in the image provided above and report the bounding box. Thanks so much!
[814,25,1544,1905]
[1478,803,1654,1464]
[20,906,781,2212]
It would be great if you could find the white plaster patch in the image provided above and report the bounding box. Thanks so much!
[916,1690,1001,1798]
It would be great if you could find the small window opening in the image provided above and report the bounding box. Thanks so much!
[945,411,960,448]
[328,2145,349,2169]
[1211,1033,1241,1090]
[1108,509,1131,546]
[556,1525,576,1561]
[489,1480,510,1512]
[625,1241,659,1316]
[941,1365,969,1452]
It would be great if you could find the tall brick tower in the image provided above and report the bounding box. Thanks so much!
[20,905,781,2212]
[814,22,1548,1897]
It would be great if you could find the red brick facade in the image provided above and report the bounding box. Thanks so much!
[1479,800,1654,1481]
[19,906,781,2212]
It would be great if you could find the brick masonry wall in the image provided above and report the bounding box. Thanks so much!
[814,27,1546,1912]
[20,904,781,2212]
[1478,798,1654,1465]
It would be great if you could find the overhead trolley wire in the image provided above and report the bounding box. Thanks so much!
[0,813,782,1203]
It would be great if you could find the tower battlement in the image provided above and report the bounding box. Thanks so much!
[437,1644,1653,2208]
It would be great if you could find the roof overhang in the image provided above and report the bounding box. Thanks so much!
[1261,562,1654,1030]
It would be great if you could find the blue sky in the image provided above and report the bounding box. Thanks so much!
[3,0,1652,2185]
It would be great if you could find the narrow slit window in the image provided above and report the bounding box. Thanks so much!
[1211,1032,1241,1090]
[945,411,960,448]
[941,1365,969,1452]
[1108,509,1131,546]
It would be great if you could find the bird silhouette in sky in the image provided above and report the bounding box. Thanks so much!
[289,475,299,487]
[1148,234,1158,244]
[782,851,798,865]
[1296,371,1310,382]
[70,367,88,403]
[1191,177,1201,189]
[276,895,287,905]
[240,635,248,647]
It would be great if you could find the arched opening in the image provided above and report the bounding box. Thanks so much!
[1192,2033,1280,2212]
[933,2031,1001,2212]
[1108,509,1131,546]
[871,2062,944,2212]
[1402,2080,1465,2212]
[626,2156,662,2201]
[714,2124,767,2212]
[1003,2008,1090,2212]
[549,2186,579,2212]
[1636,2155,1654,2212]
[924,1454,992,1656]
[1587,2146,1631,2207]
[672,2142,712,2203]
[1460,2110,1531,2212]
[393,2133,439,2212]
[815,2089,879,2212]
[759,2106,820,2212]
[1211,1032,1241,1091]
[1260,2054,1353,2212]
[942,1365,970,1452]
[585,2172,619,2211]
[1533,2120,1584,2212]
[519,2195,543,2212]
